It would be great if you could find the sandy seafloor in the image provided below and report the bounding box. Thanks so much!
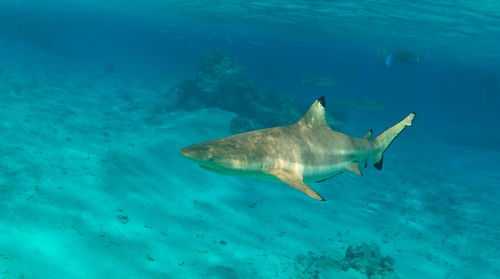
[0,40,499,279]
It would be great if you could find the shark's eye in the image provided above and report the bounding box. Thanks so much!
[207,155,215,161]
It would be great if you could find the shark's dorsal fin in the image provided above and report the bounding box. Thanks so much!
[363,129,373,140]
[268,168,325,201]
[297,96,328,128]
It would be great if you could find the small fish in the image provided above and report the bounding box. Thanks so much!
[300,76,336,87]
[340,95,386,111]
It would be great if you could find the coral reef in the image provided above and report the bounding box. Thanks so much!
[294,243,399,279]
[340,243,396,278]
[195,51,242,92]
[174,51,302,133]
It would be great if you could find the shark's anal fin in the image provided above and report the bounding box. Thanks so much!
[268,169,326,201]
[347,163,362,176]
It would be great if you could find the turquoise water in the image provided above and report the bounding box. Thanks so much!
[0,1,499,278]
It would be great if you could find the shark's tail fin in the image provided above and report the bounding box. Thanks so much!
[373,113,416,170]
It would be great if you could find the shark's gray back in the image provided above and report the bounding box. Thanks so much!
[219,123,373,174]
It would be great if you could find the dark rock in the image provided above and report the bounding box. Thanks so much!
[229,115,261,134]
[176,79,209,110]
[195,51,242,93]
[248,201,258,208]
[116,214,129,224]
[341,243,395,278]
[175,51,302,133]
[293,243,398,279]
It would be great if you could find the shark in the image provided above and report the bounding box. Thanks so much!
[180,97,415,201]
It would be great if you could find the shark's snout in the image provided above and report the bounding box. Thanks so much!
[179,146,195,159]
[179,144,214,163]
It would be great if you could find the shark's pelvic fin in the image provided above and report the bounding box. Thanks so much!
[347,163,362,176]
[297,96,328,128]
[373,113,416,170]
[268,168,326,201]
[363,129,373,140]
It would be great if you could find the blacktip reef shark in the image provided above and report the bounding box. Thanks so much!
[180,97,415,201]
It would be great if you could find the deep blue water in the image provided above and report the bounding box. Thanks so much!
[0,1,499,278]
[3,1,498,143]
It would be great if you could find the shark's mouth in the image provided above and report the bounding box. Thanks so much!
[199,165,215,171]
[199,164,235,175]
[199,164,225,174]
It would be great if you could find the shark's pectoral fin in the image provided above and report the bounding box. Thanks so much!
[268,169,325,201]
[347,163,362,176]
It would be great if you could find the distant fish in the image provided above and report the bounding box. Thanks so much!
[180,97,415,201]
[340,95,386,111]
[247,41,266,46]
[391,49,421,64]
[301,76,336,87]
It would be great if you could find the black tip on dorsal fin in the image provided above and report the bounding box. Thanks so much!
[317,96,326,107]
[298,97,328,127]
